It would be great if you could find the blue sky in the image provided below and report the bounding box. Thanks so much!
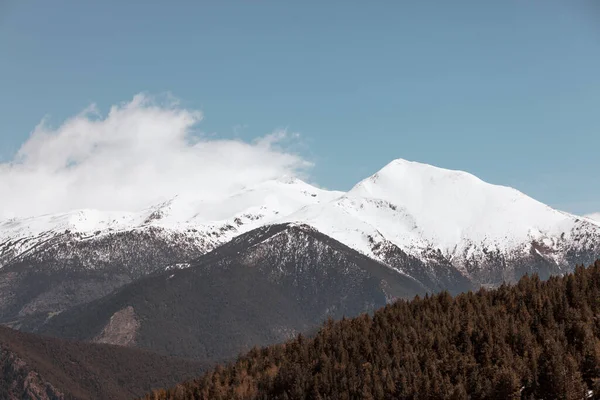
[1,0,599,215]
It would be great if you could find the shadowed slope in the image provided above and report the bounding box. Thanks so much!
[0,325,205,400]
[38,224,427,361]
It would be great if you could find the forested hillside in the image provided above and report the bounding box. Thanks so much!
[0,326,205,400]
[143,260,600,400]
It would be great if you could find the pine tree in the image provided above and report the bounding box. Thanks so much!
[493,368,520,399]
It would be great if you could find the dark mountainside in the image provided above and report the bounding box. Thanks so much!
[0,325,205,400]
[0,228,209,330]
[143,260,600,400]
[36,224,430,362]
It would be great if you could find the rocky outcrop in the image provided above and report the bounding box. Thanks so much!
[94,306,140,346]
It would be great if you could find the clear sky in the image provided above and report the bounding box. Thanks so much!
[1,0,599,215]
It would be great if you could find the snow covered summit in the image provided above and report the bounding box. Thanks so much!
[349,159,584,251]
[286,159,600,283]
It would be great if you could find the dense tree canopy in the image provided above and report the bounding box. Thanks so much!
[143,261,600,399]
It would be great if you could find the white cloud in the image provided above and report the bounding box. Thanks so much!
[585,213,600,222]
[0,94,312,219]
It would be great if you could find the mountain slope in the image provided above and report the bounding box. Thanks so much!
[36,224,428,361]
[142,260,600,400]
[0,179,342,328]
[0,325,205,400]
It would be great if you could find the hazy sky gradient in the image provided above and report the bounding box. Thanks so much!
[1,0,599,215]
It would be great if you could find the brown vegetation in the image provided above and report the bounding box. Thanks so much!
[143,260,600,400]
[0,325,205,400]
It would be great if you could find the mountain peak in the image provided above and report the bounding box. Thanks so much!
[273,175,302,185]
[360,159,482,188]
[332,158,578,252]
[349,158,496,208]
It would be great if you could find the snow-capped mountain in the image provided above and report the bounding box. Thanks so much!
[0,178,342,325]
[37,223,427,360]
[285,159,600,283]
[1,159,599,327]
[0,177,341,269]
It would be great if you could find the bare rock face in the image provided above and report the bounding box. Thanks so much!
[94,306,140,347]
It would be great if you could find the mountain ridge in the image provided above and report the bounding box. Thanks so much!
[1,158,599,329]
[3,159,598,260]
[35,223,427,361]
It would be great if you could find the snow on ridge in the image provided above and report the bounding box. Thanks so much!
[345,158,583,251]
[2,159,598,268]
[277,159,600,267]
[0,208,138,239]
[0,177,342,243]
